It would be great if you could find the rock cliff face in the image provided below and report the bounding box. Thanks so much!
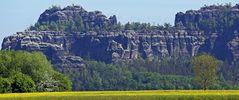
[2,29,204,69]
[2,4,239,71]
[175,4,239,62]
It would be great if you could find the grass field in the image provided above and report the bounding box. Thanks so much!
[0,90,239,100]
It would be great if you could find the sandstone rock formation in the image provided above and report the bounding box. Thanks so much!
[2,29,205,68]
[2,4,239,71]
[175,4,239,62]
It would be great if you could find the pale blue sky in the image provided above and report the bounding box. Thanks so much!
[0,0,238,48]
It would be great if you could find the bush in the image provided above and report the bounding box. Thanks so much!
[52,72,72,91]
[10,72,36,93]
[0,78,11,93]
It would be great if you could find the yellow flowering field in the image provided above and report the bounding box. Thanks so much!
[0,90,238,100]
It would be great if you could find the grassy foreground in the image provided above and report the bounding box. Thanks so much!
[0,90,239,100]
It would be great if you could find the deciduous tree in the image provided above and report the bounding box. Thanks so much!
[192,55,219,90]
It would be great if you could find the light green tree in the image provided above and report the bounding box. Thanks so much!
[192,55,219,90]
[0,51,72,92]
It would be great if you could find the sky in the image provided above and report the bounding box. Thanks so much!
[0,0,238,48]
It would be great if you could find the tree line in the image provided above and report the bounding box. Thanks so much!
[0,51,238,92]
[64,55,239,91]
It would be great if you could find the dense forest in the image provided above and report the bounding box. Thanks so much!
[64,56,239,90]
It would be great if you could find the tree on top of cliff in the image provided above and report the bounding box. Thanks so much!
[28,5,118,32]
